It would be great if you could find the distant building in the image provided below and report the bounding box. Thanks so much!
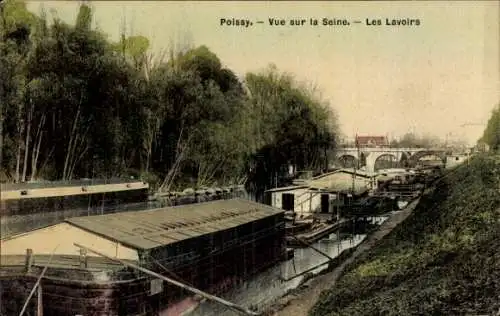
[355,135,389,148]
[445,154,469,169]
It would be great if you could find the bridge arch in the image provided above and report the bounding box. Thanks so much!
[373,154,399,171]
[409,150,447,166]
[337,154,358,168]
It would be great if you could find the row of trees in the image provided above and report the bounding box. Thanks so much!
[390,133,445,148]
[391,133,469,150]
[0,1,338,197]
[480,103,500,152]
[340,133,464,149]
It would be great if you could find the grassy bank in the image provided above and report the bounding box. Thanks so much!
[310,155,500,316]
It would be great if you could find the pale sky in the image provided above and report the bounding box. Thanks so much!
[27,1,500,145]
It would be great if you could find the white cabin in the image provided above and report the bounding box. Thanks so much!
[265,169,374,219]
[265,185,320,219]
[446,154,469,168]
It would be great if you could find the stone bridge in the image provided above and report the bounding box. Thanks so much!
[336,147,448,173]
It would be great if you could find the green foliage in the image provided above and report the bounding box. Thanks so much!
[112,35,149,59]
[310,155,500,316]
[391,132,444,148]
[481,104,500,151]
[244,65,337,198]
[0,1,339,191]
[1,0,37,32]
[75,3,92,31]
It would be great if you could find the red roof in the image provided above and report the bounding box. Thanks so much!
[355,136,388,147]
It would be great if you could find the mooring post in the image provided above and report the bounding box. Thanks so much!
[79,248,88,269]
[309,191,313,216]
[24,249,34,273]
[352,217,355,244]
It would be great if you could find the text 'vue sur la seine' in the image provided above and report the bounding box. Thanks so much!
[220,17,422,28]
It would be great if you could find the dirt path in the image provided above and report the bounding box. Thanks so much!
[265,198,421,316]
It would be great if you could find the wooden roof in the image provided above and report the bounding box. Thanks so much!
[65,198,283,250]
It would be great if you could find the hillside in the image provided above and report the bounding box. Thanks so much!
[310,155,500,316]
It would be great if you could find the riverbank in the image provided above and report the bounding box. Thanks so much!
[264,198,421,316]
[309,155,500,315]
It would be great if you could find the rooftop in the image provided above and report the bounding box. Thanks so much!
[65,198,283,250]
[377,168,415,175]
[308,177,370,195]
[265,185,308,193]
[308,169,372,194]
[312,168,376,179]
[355,135,389,147]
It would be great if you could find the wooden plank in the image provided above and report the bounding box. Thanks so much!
[37,284,42,316]
[288,235,334,261]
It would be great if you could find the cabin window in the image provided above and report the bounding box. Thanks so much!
[321,194,329,213]
[282,193,295,211]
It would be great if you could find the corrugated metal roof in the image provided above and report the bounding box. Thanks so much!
[65,198,283,250]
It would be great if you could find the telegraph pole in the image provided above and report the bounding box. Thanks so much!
[352,134,358,194]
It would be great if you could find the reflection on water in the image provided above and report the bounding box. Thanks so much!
[189,216,388,316]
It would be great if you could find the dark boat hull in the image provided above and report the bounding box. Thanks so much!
[0,231,285,316]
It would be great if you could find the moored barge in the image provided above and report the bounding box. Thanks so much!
[1,179,150,238]
[0,198,286,316]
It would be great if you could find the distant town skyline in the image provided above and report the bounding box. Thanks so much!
[27,1,500,146]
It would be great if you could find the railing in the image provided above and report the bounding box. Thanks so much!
[1,178,145,191]
[337,147,447,152]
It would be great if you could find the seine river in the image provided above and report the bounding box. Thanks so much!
[188,216,388,316]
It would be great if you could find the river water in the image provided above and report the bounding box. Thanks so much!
[188,216,389,316]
